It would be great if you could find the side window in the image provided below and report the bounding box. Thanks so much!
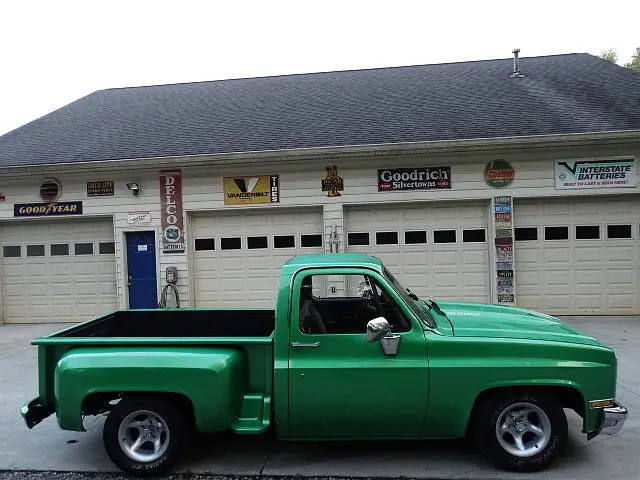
[298,274,411,335]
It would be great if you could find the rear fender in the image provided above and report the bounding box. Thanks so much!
[54,347,247,432]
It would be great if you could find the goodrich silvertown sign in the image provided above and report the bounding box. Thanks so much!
[377,167,451,191]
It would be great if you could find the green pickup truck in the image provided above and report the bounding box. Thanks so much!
[21,253,627,476]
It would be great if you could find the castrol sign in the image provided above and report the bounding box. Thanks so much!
[159,170,185,253]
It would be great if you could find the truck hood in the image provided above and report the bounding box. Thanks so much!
[433,301,603,347]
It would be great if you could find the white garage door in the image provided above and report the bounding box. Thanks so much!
[192,208,324,308]
[514,196,640,315]
[345,202,490,303]
[1,218,117,323]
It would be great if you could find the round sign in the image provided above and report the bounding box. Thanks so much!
[484,160,515,188]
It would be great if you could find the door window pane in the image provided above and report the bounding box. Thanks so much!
[404,231,427,244]
[99,242,115,254]
[75,243,94,255]
[247,236,268,249]
[2,246,21,258]
[27,245,45,257]
[195,238,215,251]
[221,237,241,250]
[515,227,538,241]
[462,229,486,243]
[347,233,369,246]
[298,274,411,335]
[51,244,70,256]
[575,225,600,240]
[607,225,631,239]
[274,235,295,248]
[301,234,322,248]
[433,230,456,243]
[376,232,399,245]
[544,226,568,241]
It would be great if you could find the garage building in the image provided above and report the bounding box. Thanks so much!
[0,51,639,323]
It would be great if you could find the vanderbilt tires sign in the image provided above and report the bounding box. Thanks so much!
[224,175,280,205]
[554,158,636,189]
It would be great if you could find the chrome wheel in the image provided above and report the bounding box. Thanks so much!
[117,409,170,463]
[495,402,551,458]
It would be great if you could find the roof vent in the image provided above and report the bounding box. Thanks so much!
[510,48,525,78]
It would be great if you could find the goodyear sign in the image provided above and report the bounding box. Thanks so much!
[224,175,280,205]
[14,201,83,217]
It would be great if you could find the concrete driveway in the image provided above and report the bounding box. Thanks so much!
[1,317,638,479]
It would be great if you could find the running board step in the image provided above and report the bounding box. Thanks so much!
[232,393,271,434]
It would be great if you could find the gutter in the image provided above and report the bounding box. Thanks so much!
[1,129,639,176]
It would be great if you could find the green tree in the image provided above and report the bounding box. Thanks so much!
[624,47,640,72]
[600,48,618,63]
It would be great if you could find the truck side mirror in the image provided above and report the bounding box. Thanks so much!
[366,317,391,343]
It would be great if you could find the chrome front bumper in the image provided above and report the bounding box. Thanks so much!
[599,402,628,436]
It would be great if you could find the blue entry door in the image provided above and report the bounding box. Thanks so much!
[126,231,158,309]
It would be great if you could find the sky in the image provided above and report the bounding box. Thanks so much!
[1,0,638,136]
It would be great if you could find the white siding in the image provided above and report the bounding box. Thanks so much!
[0,141,637,321]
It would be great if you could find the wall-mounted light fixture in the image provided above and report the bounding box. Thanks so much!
[126,183,140,195]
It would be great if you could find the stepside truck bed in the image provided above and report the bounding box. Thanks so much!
[24,309,275,430]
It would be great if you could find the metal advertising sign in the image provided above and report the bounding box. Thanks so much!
[87,181,114,197]
[377,167,451,192]
[484,160,515,188]
[14,201,83,217]
[127,211,152,225]
[223,175,280,205]
[160,170,185,253]
[493,196,515,306]
[321,166,344,197]
[554,158,637,189]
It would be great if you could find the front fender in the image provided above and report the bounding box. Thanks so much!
[54,347,247,433]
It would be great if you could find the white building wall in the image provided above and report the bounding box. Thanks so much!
[0,140,637,319]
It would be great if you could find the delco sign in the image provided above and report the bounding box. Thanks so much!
[14,201,83,217]
[377,167,451,191]
[159,170,185,253]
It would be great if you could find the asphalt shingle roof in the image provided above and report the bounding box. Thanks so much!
[1,53,639,167]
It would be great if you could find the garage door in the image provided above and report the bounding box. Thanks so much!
[514,196,640,315]
[192,208,324,308]
[1,218,117,323]
[345,202,490,303]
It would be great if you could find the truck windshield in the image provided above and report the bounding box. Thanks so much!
[382,267,436,329]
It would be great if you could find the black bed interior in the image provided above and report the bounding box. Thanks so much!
[54,310,275,338]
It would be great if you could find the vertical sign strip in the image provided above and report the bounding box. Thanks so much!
[492,196,516,306]
[160,170,185,253]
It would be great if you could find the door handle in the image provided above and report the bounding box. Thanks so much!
[290,341,320,349]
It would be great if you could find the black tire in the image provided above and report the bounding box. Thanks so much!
[472,389,568,472]
[103,395,192,477]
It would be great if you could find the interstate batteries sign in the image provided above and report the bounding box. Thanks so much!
[554,158,637,189]
[377,167,451,191]
[224,175,280,205]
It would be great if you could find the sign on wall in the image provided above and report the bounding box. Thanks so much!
[160,170,185,253]
[492,196,515,305]
[223,175,280,205]
[86,181,114,196]
[128,211,151,225]
[484,160,514,188]
[554,158,637,189]
[377,167,451,191]
[14,201,83,217]
[321,166,344,197]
